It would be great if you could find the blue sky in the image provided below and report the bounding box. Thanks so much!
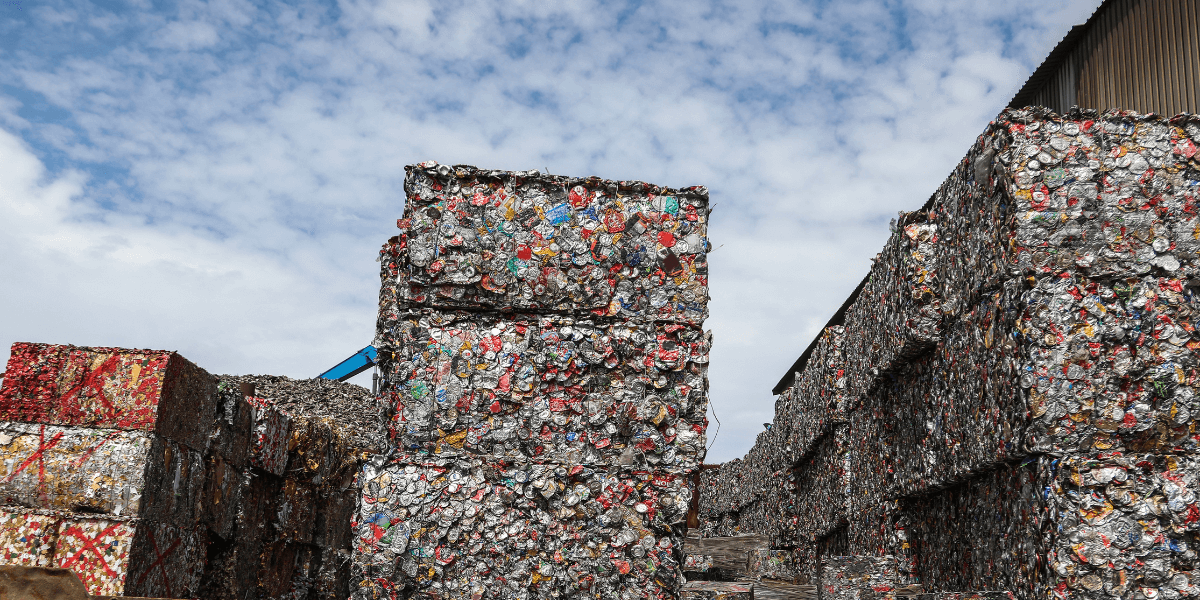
[0,0,1100,462]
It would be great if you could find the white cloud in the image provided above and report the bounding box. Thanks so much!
[0,0,1102,461]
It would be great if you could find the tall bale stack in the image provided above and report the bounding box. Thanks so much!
[843,108,1200,600]
[355,163,712,600]
[0,343,223,597]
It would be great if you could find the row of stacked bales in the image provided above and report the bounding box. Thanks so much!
[694,327,854,584]
[354,162,712,600]
[848,108,1200,600]
[695,107,1200,600]
[0,343,378,599]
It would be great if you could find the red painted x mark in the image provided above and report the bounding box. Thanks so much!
[59,354,121,418]
[5,425,66,492]
[59,521,125,580]
[71,431,121,468]
[134,527,181,598]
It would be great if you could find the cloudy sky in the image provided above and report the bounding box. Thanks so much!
[0,0,1100,462]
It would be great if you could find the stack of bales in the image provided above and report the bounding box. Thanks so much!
[847,108,1200,600]
[205,374,379,600]
[354,163,712,599]
[697,107,1200,600]
[0,343,377,599]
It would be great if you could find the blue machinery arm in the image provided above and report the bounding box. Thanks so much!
[318,345,378,381]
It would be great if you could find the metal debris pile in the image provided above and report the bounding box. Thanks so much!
[696,107,1200,600]
[0,343,377,599]
[354,162,712,599]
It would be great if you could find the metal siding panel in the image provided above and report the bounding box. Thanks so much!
[1013,0,1199,116]
[1184,0,1199,112]
[1153,0,1166,113]
[1164,0,1177,115]
[1171,0,1180,114]
[1133,0,1146,111]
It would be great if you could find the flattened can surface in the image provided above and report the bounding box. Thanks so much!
[0,423,150,518]
[249,399,292,476]
[54,517,134,597]
[0,509,58,567]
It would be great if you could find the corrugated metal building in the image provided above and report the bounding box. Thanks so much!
[1009,0,1200,116]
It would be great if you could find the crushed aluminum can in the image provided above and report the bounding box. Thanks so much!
[0,343,218,452]
[381,163,710,325]
[680,580,754,600]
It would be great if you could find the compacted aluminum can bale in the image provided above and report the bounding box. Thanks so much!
[827,109,1200,503]
[683,553,713,573]
[0,343,218,452]
[679,580,753,600]
[841,210,943,401]
[0,508,205,598]
[784,327,851,464]
[0,423,211,531]
[351,457,691,600]
[822,555,899,600]
[904,453,1200,600]
[899,459,1051,599]
[0,423,150,518]
[791,425,850,542]
[0,509,57,567]
[377,312,710,469]
[749,548,798,581]
[380,162,710,324]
